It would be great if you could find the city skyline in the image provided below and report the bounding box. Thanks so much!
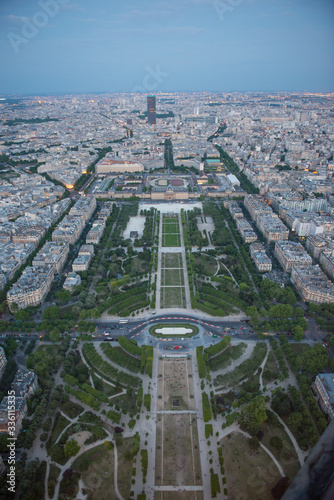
[0,0,333,95]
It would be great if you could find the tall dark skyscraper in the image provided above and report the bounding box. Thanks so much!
[147,95,156,125]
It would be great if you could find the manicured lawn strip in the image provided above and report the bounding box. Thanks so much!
[101,344,141,373]
[48,464,61,498]
[163,268,185,286]
[80,383,109,403]
[202,392,212,422]
[161,252,182,268]
[196,346,207,378]
[162,233,180,247]
[48,412,70,447]
[161,286,186,308]
[205,336,231,357]
[82,343,142,388]
[118,336,143,357]
[213,342,267,387]
[209,343,247,372]
[144,345,153,377]
[162,222,179,233]
[65,385,101,411]
[60,400,84,419]
[149,323,198,337]
[106,409,121,424]
[108,293,148,315]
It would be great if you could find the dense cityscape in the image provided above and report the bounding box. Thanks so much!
[0,0,333,498]
[0,90,333,499]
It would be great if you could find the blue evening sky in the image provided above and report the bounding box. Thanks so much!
[0,0,333,94]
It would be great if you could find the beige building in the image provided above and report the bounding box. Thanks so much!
[315,374,334,420]
[7,265,54,310]
[275,241,312,272]
[0,347,6,380]
[291,265,334,304]
[249,243,272,272]
[96,158,144,174]
[33,241,69,274]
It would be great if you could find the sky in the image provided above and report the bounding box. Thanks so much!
[0,0,333,95]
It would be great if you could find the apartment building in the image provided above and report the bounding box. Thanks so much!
[72,254,91,272]
[86,222,105,245]
[291,265,334,303]
[315,374,334,420]
[257,215,289,242]
[52,215,85,245]
[275,241,313,272]
[244,194,272,222]
[63,272,81,291]
[319,250,334,278]
[235,218,257,243]
[0,347,7,380]
[7,265,54,310]
[0,396,27,437]
[33,241,69,274]
[69,195,97,222]
[249,243,272,272]
[78,244,94,258]
[306,234,334,259]
[12,370,38,399]
[226,201,243,220]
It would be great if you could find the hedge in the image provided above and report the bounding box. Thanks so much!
[65,385,100,411]
[101,344,141,373]
[63,374,79,386]
[82,343,142,388]
[205,424,213,439]
[80,383,108,403]
[210,472,221,497]
[196,346,206,379]
[202,392,212,422]
[137,388,143,408]
[205,336,231,358]
[118,336,143,357]
[106,410,121,424]
[144,394,151,412]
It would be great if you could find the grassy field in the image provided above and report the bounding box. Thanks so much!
[154,493,204,500]
[155,414,201,486]
[221,432,282,500]
[116,437,134,499]
[163,267,185,286]
[157,358,195,411]
[290,343,309,355]
[262,351,280,385]
[259,412,301,479]
[162,222,179,233]
[194,254,217,276]
[162,253,183,268]
[162,233,181,247]
[72,443,116,500]
[160,286,186,308]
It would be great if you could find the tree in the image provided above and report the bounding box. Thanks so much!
[238,396,267,435]
[49,328,60,343]
[43,305,60,321]
[297,344,328,375]
[270,436,283,450]
[292,325,304,342]
[64,439,80,457]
